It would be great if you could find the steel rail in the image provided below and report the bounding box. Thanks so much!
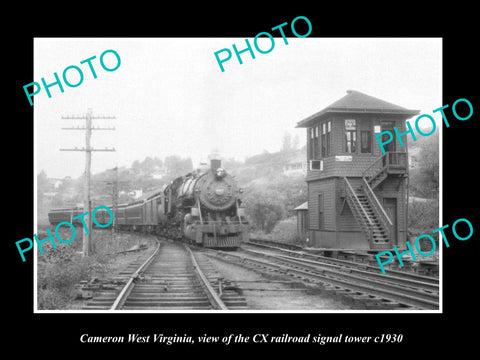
[242,247,438,293]
[211,250,438,310]
[246,239,439,285]
[281,254,438,292]
[110,239,162,310]
[272,254,438,303]
[185,245,228,310]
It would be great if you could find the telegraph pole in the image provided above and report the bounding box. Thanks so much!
[108,166,119,231]
[60,108,115,257]
[105,167,129,232]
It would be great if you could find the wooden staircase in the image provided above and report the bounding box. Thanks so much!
[343,152,407,249]
[367,168,388,190]
[355,192,390,245]
[363,152,407,189]
[344,177,392,249]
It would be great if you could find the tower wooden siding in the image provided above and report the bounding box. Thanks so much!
[307,178,336,231]
[337,177,362,232]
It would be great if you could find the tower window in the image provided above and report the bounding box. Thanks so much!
[321,121,331,157]
[361,130,372,153]
[309,126,320,159]
[345,119,357,153]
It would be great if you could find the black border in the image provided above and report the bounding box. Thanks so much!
[7,6,479,355]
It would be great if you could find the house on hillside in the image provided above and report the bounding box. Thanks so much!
[43,176,75,199]
[282,149,307,177]
[408,144,421,169]
[152,165,167,180]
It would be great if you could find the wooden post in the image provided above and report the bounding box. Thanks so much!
[60,109,116,257]
[83,109,92,256]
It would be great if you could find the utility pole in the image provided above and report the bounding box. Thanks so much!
[105,167,130,252]
[60,108,115,257]
[107,166,119,232]
[105,167,129,231]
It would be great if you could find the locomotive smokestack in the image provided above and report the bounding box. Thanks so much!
[210,158,221,172]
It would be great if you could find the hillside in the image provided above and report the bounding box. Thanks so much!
[37,146,308,232]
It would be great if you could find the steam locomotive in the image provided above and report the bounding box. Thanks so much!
[48,159,248,248]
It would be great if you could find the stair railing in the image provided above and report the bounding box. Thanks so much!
[386,152,407,169]
[344,177,374,241]
[362,177,392,240]
[362,154,387,184]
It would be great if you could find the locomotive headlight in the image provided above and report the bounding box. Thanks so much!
[215,167,226,178]
[238,188,244,194]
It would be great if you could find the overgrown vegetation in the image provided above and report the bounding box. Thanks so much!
[407,132,440,247]
[36,236,109,310]
[408,199,439,237]
[250,217,302,248]
[36,229,152,310]
[37,250,106,309]
[408,132,439,198]
[241,173,307,233]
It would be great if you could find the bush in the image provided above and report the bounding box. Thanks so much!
[37,252,106,310]
[244,187,286,233]
[409,133,439,198]
[408,197,439,239]
[242,174,307,234]
[36,230,151,309]
[251,217,300,245]
[37,288,68,310]
[270,217,299,243]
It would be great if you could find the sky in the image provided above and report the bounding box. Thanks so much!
[34,37,442,179]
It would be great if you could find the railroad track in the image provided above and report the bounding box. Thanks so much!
[82,238,247,310]
[248,238,439,276]
[245,240,439,286]
[204,245,440,310]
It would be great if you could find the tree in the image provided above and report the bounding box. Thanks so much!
[131,157,163,175]
[131,160,141,173]
[37,170,50,204]
[281,132,292,152]
[410,133,439,198]
[37,170,52,224]
[244,187,286,233]
[142,156,156,174]
[222,157,243,170]
[242,172,307,233]
[164,155,193,179]
[292,134,300,150]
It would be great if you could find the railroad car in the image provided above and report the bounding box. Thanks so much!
[48,207,84,226]
[48,206,113,227]
[48,159,248,249]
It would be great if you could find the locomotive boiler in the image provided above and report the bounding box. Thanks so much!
[164,158,248,248]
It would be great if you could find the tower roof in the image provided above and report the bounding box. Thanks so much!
[296,90,419,128]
